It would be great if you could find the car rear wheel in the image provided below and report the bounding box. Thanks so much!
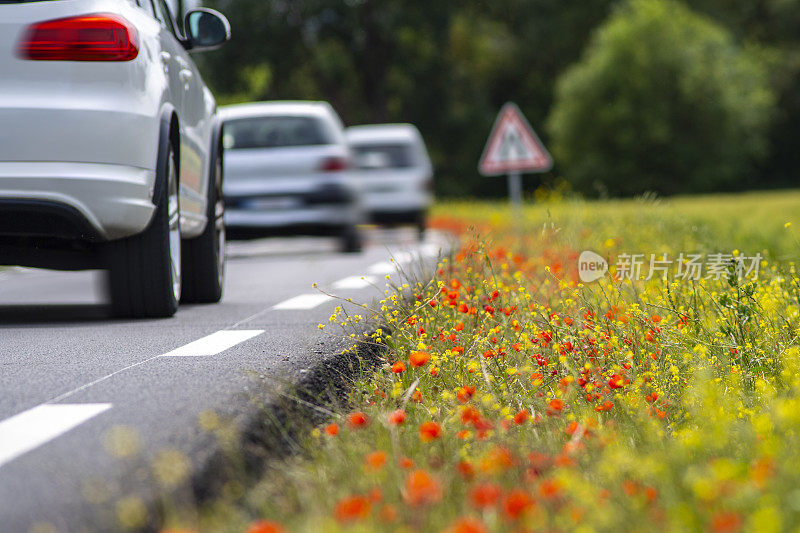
[181,144,225,303]
[340,225,363,254]
[107,143,181,318]
[416,211,427,241]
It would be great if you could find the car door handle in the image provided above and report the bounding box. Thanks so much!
[179,69,193,90]
[160,51,171,74]
[179,69,193,82]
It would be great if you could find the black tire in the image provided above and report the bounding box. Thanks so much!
[415,211,427,241]
[181,143,225,303]
[340,225,363,254]
[107,142,181,318]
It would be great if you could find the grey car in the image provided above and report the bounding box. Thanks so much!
[346,124,434,239]
[220,101,364,253]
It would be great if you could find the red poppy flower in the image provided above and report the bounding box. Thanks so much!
[470,483,501,508]
[409,351,430,367]
[480,446,514,474]
[334,495,371,523]
[445,518,488,533]
[547,398,564,415]
[503,490,532,519]
[419,421,442,442]
[595,401,614,412]
[391,361,406,373]
[388,409,406,426]
[457,385,476,403]
[457,460,475,479]
[711,511,742,533]
[607,374,624,389]
[246,520,286,533]
[539,479,561,499]
[324,423,339,436]
[347,412,369,428]
[365,450,387,471]
[403,470,442,506]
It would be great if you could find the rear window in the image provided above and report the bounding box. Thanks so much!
[351,144,415,169]
[223,116,335,150]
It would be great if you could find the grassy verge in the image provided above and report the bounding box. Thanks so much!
[164,190,800,532]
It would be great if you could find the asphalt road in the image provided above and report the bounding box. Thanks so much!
[0,228,447,532]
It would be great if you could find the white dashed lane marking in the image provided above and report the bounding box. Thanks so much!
[160,330,265,357]
[0,403,112,469]
[367,262,394,275]
[272,293,333,310]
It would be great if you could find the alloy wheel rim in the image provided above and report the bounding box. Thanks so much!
[214,156,225,287]
[215,195,225,286]
[168,156,181,302]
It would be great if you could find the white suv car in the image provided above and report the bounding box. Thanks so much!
[0,0,230,318]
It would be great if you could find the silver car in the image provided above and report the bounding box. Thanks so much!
[0,0,230,317]
[220,101,364,252]
[346,124,433,239]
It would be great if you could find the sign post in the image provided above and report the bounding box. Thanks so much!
[479,102,553,213]
[508,171,522,207]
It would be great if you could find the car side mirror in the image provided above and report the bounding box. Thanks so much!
[184,8,230,52]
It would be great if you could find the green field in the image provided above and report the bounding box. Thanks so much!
[432,189,800,261]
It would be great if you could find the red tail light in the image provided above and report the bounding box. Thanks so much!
[18,13,139,61]
[320,157,350,172]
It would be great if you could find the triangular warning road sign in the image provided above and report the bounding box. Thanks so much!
[479,102,553,176]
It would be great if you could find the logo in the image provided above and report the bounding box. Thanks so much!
[578,251,608,283]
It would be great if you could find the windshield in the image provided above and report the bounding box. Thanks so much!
[223,116,335,150]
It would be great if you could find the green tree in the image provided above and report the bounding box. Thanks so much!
[548,0,775,197]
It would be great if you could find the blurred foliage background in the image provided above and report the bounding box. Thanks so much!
[197,0,800,198]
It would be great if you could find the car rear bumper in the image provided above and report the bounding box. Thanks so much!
[225,205,360,231]
[0,162,156,241]
[362,191,432,214]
